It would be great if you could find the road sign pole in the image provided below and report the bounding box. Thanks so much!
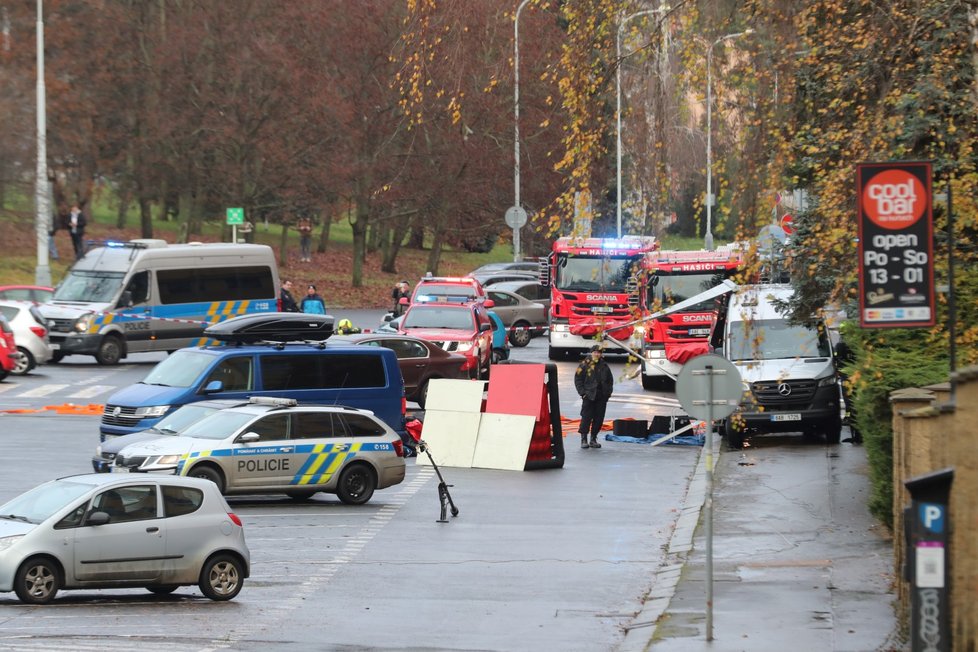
[232,225,237,244]
[705,364,715,642]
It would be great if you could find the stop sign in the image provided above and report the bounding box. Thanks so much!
[780,213,795,235]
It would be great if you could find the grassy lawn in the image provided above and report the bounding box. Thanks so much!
[1,187,706,308]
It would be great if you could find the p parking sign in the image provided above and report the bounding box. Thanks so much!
[857,161,935,328]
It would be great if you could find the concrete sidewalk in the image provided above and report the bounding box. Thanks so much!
[619,436,907,652]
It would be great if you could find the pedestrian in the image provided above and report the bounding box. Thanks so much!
[301,284,326,315]
[574,345,614,449]
[279,279,299,313]
[66,204,87,259]
[297,216,313,262]
[48,218,59,261]
[391,280,410,315]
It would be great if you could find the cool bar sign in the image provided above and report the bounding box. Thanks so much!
[857,161,935,328]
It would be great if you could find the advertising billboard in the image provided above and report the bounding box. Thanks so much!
[857,161,935,328]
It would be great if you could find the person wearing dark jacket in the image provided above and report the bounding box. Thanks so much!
[574,345,614,449]
[66,204,87,259]
[279,280,299,312]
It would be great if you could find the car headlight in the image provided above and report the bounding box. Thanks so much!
[145,454,182,467]
[73,314,93,333]
[817,375,838,388]
[134,405,170,418]
[455,341,474,352]
[0,535,24,552]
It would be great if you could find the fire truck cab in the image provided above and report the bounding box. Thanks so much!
[541,236,657,360]
[638,247,743,389]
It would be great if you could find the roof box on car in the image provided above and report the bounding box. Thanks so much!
[204,312,334,344]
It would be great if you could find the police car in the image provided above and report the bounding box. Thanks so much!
[111,397,406,505]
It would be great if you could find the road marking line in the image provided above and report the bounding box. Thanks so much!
[17,384,70,398]
[68,385,115,399]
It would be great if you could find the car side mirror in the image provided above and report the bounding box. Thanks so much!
[399,297,409,305]
[87,511,110,526]
[483,299,495,309]
[202,380,224,394]
[238,432,261,443]
[383,314,394,323]
[479,323,491,332]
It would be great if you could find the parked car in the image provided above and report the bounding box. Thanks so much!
[467,261,541,275]
[491,279,551,314]
[0,473,249,604]
[0,300,53,375]
[93,399,249,472]
[0,285,54,304]
[328,333,469,408]
[0,314,15,381]
[467,270,539,289]
[398,301,494,379]
[113,401,406,504]
[484,289,548,347]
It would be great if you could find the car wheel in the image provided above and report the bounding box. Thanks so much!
[95,335,124,365]
[198,554,244,601]
[0,368,8,382]
[336,463,376,505]
[15,556,61,604]
[49,352,65,363]
[146,585,180,595]
[11,347,35,375]
[509,322,532,347]
[286,490,317,501]
[188,465,225,494]
[417,380,430,409]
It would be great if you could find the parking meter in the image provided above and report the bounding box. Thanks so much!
[904,467,953,652]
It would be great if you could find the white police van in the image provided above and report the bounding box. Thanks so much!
[42,240,279,365]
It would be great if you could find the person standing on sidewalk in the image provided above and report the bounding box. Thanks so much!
[575,345,613,449]
[66,204,87,259]
[301,284,327,314]
[279,280,300,312]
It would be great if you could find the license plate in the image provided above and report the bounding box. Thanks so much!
[49,343,60,351]
[771,413,802,422]
[591,306,613,314]
[110,466,131,473]
[688,328,710,336]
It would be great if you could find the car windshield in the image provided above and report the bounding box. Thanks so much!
[179,411,255,440]
[142,351,217,388]
[0,479,93,524]
[652,272,730,311]
[154,404,223,434]
[402,306,474,330]
[726,319,831,362]
[555,255,637,292]
[53,271,125,303]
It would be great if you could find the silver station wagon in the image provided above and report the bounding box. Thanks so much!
[0,474,249,604]
[112,398,407,505]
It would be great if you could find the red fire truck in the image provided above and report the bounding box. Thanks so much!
[542,236,658,360]
[637,247,743,389]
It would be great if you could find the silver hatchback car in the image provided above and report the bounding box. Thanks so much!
[0,474,250,604]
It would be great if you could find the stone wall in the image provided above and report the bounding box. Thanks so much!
[891,366,978,650]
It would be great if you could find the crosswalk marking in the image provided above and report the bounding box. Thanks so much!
[0,383,17,394]
[16,384,70,398]
[68,385,115,399]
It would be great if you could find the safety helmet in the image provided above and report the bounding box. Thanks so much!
[338,318,352,331]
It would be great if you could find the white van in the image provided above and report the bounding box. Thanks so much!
[715,284,841,448]
[41,240,279,365]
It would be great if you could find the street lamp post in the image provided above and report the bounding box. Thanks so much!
[616,6,670,240]
[35,0,51,286]
[513,0,532,262]
[705,29,751,251]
